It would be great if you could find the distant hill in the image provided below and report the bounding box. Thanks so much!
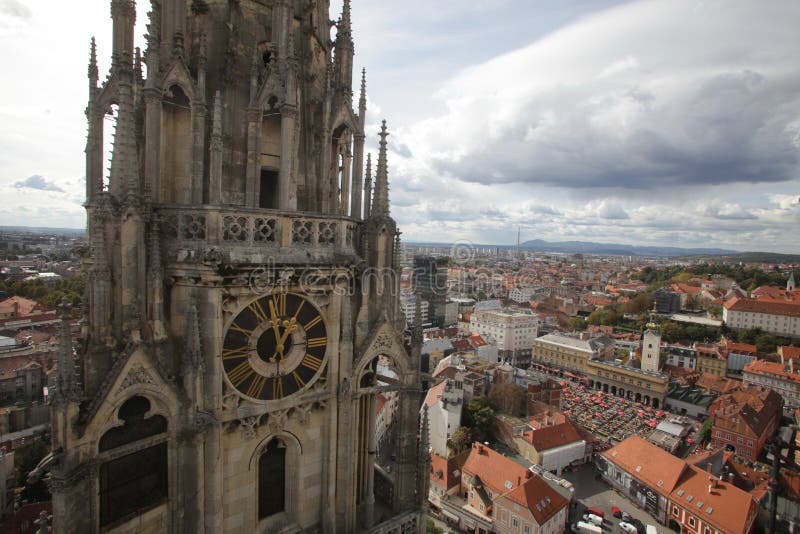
[679,252,800,263]
[0,226,85,236]
[519,239,738,257]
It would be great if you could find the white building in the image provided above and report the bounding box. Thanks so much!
[742,359,800,412]
[723,297,800,338]
[508,286,538,304]
[469,309,538,357]
[399,294,429,328]
[422,372,465,458]
[641,322,662,373]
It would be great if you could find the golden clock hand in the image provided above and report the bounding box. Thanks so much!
[278,318,298,347]
[268,300,287,358]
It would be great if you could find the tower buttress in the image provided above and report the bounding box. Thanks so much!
[110,0,136,68]
[334,0,354,97]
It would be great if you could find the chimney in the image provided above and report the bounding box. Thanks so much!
[517,476,521,486]
[708,484,713,494]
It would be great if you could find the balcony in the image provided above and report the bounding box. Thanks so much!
[155,205,360,266]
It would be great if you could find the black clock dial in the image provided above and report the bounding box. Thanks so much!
[222,292,328,400]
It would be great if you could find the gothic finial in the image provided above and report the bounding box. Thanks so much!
[134,47,143,81]
[199,31,207,63]
[340,0,352,38]
[172,31,184,58]
[54,298,77,404]
[359,68,367,111]
[364,152,373,218]
[88,37,98,83]
[372,121,390,217]
[184,299,204,373]
[146,0,162,51]
[212,91,223,139]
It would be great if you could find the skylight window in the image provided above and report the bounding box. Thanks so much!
[707,507,713,514]
[677,490,685,497]
[687,495,694,502]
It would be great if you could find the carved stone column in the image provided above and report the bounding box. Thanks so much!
[278,105,297,210]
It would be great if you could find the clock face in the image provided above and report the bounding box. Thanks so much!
[222,292,328,401]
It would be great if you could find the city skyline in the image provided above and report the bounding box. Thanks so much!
[1,0,798,253]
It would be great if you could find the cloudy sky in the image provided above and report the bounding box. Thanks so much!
[1,1,798,253]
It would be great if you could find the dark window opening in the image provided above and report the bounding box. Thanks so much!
[258,439,286,519]
[260,168,279,209]
[99,396,167,452]
[98,396,169,527]
[100,443,167,526]
[262,50,272,68]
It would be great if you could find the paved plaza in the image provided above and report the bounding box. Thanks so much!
[563,466,672,533]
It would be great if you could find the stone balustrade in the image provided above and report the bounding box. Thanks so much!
[155,205,359,263]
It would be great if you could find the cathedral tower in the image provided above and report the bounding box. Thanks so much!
[50,1,424,532]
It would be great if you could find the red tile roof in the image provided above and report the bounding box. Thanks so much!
[710,386,783,438]
[423,381,447,409]
[430,450,468,490]
[743,359,800,384]
[725,297,800,317]
[523,421,583,452]
[462,442,530,496]
[604,437,757,534]
[499,473,569,525]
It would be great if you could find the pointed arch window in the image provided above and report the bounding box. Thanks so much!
[98,395,168,527]
[258,438,287,519]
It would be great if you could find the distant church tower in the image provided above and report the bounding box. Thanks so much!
[788,271,796,292]
[49,1,424,532]
[641,319,662,373]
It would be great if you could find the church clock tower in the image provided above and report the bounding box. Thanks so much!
[49,1,425,532]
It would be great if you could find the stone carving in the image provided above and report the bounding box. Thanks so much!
[292,404,312,425]
[120,365,155,389]
[222,388,241,410]
[338,377,350,396]
[201,247,224,266]
[194,410,217,431]
[266,410,289,434]
[239,415,262,440]
[373,332,393,351]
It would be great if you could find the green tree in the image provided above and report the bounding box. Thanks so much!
[447,426,473,455]
[465,396,495,442]
[487,383,527,417]
[427,518,444,534]
[568,316,588,331]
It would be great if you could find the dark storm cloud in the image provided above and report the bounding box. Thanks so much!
[433,69,800,191]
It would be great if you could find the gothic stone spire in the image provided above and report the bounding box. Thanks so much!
[372,121,390,217]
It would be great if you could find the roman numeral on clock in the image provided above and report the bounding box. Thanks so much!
[222,346,249,360]
[307,337,327,348]
[246,374,267,398]
[302,353,323,371]
[227,360,254,387]
[272,376,284,399]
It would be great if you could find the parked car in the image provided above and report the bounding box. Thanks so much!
[573,521,603,534]
[586,507,605,519]
[611,506,621,518]
[582,514,603,527]
[619,522,638,534]
[621,512,633,523]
